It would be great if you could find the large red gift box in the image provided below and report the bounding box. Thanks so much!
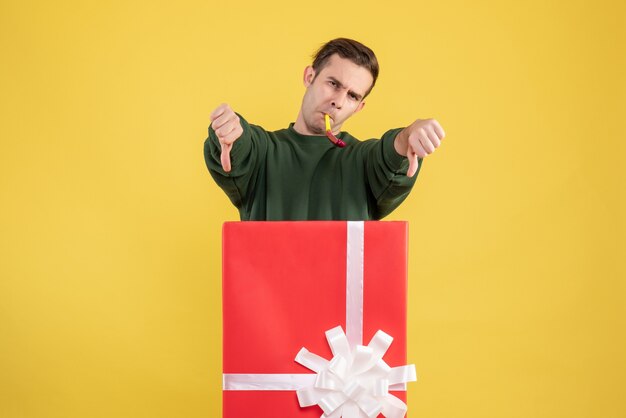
[222,221,413,418]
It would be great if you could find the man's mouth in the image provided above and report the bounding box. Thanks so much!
[322,112,335,121]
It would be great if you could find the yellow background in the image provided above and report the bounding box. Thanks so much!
[1,0,624,417]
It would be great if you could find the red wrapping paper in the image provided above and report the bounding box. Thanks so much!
[222,221,409,417]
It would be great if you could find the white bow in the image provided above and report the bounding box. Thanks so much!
[295,326,417,418]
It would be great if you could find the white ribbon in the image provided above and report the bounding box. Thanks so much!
[222,221,417,417]
[346,221,365,348]
[223,373,315,390]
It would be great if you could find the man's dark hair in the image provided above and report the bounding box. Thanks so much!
[312,38,379,98]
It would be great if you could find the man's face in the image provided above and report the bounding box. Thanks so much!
[299,54,373,135]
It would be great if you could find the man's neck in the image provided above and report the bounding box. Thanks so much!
[293,112,326,136]
[293,112,311,135]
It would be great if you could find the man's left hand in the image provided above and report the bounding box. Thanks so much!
[394,119,446,177]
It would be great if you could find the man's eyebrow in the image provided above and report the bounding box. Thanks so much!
[328,76,364,101]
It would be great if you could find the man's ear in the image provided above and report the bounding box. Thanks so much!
[303,66,316,87]
[354,100,366,114]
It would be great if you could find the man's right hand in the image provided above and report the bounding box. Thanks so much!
[210,104,244,173]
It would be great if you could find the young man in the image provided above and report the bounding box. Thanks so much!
[204,38,445,221]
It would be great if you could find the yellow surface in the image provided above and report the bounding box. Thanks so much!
[1,0,625,417]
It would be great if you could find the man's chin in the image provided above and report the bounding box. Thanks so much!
[306,123,326,135]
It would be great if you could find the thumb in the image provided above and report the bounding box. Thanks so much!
[220,142,232,173]
[406,146,418,177]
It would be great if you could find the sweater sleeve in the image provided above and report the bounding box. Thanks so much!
[203,114,268,209]
[364,128,422,219]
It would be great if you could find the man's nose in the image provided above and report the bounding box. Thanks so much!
[331,91,347,109]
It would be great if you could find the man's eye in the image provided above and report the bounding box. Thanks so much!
[329,81,337,87]
[349,94,358,100]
